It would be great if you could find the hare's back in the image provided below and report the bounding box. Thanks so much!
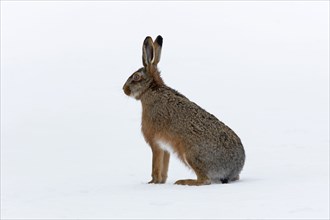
[157,87,237,141]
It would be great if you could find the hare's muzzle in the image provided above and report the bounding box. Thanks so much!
[123,84,131,96]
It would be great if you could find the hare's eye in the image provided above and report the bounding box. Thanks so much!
[132,74,141,82]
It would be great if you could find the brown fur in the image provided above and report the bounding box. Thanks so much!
[123,36,245,186]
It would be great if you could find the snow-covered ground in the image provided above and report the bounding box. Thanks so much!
[1,1,329,219]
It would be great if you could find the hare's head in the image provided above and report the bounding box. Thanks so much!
[123,35,164,100]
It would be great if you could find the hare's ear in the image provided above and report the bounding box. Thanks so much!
[142,36,155,67]
[153,35,163,65]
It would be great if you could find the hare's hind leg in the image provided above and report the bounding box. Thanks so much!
[174,158,211,186]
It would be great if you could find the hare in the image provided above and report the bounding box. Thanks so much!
[123,35,245,186]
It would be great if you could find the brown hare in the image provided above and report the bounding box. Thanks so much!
[123,35,245,186]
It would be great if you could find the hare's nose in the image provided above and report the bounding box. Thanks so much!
[123,84,131,96]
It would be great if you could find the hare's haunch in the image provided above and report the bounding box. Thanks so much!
[123,36,245,186]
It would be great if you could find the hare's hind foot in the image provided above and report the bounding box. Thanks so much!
[175,179,211,186]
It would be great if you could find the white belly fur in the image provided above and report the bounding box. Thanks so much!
[156,139,175,154]
[156,139,191,168]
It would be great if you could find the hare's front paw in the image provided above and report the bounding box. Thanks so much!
[148,178,166,184]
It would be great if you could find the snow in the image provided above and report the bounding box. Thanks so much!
[1,1,329,219]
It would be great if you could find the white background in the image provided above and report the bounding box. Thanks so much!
[1,1,329,219]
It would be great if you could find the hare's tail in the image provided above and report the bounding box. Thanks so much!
[220,178,229,184]
[220,175,239,184]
